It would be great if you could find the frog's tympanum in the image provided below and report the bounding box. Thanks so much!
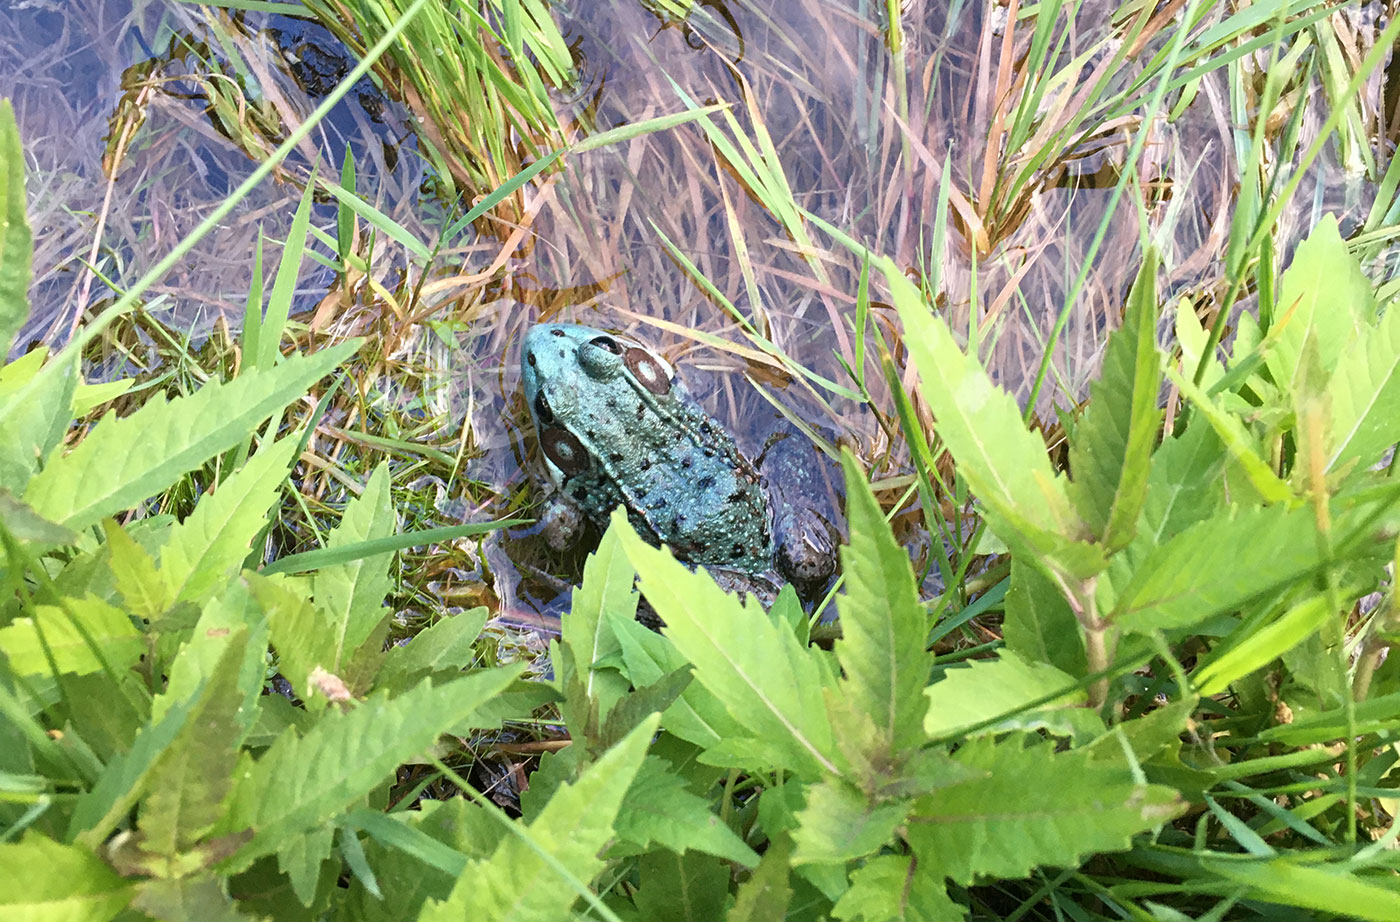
[520,323,838,602]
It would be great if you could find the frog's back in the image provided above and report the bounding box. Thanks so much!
[522,323,774,573]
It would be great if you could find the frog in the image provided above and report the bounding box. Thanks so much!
[520,322,839,603]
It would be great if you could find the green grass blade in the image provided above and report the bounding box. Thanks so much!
[259,519,522,576]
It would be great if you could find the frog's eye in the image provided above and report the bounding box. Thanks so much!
[589,335,624,354]
[533,392,556,425]
[625,347,671,395]
[541,428,589,474]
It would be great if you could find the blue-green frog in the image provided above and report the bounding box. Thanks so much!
[520,322,838,601]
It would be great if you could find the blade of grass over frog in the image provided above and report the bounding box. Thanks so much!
[0,0,431,431]
[260,520,525,575]
[1196,8,1400,385]
[441,104,730,242]
[342,809,467,877]
[1024,0,1202,415]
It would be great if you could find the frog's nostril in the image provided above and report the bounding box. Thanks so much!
[526,352,537,367]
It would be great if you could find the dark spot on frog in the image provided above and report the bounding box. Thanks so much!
[731,543,744,559]
[640,458,652,471]
[636,403,645,420]
[697,474,714,490]
[550,328,565,337]
[681,456,693,469]
[527,352,537,367]
[727,489,748,504]
[650,497,668,510]
[609,452,623,463]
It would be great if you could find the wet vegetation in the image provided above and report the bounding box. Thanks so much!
[7,0,1400,919]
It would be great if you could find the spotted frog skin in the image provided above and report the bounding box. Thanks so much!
[520,323,837,597]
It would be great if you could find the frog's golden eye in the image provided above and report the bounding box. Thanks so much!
[589,335,624,354]
[541,428,589,474]
[625,347,671,395]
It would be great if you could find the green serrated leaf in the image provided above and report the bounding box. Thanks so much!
[103,520,171,621]
[152,580,267,732]
[791,777,909,865]
[1325,299,1400,473]
[1066,250,1162,549]
[614,510,839,777]
[596,666,693,752]
[882,267,1103,581]
[377,607,488,691]
[0,832,133,922]
[137,632,249,860]
[607,613,748,749]
[633,848,731,922]
[726,832,793,922]
[23,340,359,531]
[217,668,522,871]
[161,433,299,604]
[311,462,397,680]
[0,594,143,677]
[1001,559,1087,676]
[252,573,338,705]
[924,651,1086,739]
[1111,504,1320,634]
[278,823,335,907]
[614,755,759,865]
[129,873,250,922]
[1264,214,1373,396]
[906,737,1184,885]
[561,523,635,729]
[420,714,660,921]
[0,489,78,545]
[0,347,76,495]
[69,687,201,846]
[831,854,964,922]
[835,449,928,759]
[0,99,32,357]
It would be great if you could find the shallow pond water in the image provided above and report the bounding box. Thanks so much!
[6,0,1398,623]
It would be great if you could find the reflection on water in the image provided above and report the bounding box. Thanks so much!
[5,1,1397,616]
[1,1,427,356]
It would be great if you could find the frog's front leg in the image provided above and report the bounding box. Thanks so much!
[540,490,587,552]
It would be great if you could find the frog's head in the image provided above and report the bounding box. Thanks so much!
[521,323,679,481]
